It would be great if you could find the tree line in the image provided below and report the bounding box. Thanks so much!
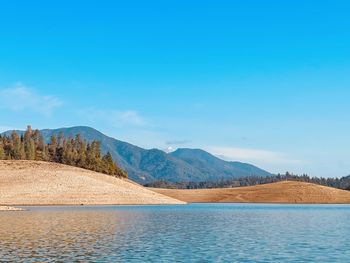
[144,172,350,190]
[0,126,127,178]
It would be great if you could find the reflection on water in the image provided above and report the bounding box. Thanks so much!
[1,204,350,262]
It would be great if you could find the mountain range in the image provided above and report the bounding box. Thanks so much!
[2,126,272,183]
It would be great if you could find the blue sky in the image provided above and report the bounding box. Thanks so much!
[1,0,350,177]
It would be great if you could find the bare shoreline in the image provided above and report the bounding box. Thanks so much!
[0,206,24,211]
[151,181,350,204]
[2,161,350,207]
[0,160,185,206]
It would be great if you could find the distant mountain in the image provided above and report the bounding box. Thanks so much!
[2,126,272,183]
[170,148,271,179]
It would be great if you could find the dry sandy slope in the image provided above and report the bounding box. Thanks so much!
[151,181,350,204]
[0,160,185,205]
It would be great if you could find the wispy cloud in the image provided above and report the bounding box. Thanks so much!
[0,125,16,133]
[0,84,63,116]
[78,108,146,127]
[116,110,145,126]
[207,146,302,165]
[165,140,190,146]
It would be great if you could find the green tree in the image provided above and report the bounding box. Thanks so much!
[10,131,23,159]
[37,134,45,151]
[102,152,116,175]
[76,138,87,167]
[25,138,35,160]
[62,139,74,165]
[48,135,57,161]
[0,142,4,159]
[57,132,63,147]
[24,127,36,160]
[2,126,127,178]
[42,145,50,161]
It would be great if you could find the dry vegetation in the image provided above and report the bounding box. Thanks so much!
[151,181,350,204]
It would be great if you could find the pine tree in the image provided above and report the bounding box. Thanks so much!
[42,145,49,161]
[24,127,36,160]
[48,135,57,161]
[85,143,93,169]
[19,135,26,159]
[1,126,127,178]
[62,139,73,165]
[76,138,87,167]
[37,134,45,151]
[57,132,63,147]
[102,152,116,175]
[28,139,36,160]
[10,131,22,159]
[0,142,4,159]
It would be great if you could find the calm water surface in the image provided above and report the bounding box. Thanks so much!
[1,204,350,262]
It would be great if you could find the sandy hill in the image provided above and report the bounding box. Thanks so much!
[0,161,184,206]
[151,181,350,204]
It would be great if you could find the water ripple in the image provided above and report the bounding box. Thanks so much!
[1,204,350,262]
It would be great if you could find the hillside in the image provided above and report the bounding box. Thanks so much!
[0,160,184,205]
[170,148,271,179]
[151,181,350,204]
[2,127,272,183]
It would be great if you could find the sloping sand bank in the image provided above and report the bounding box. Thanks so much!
[151,181,350,204]
[0,161,185,205]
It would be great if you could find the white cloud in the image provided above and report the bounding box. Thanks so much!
[78,108,146,127]
[206,146,302,165]
[116,110,145,126]
[166,140,190,146]
[0,84,63,116]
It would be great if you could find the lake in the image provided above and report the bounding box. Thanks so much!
[1,204,350,262]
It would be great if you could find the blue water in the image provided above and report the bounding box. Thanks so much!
[1,204,350,262]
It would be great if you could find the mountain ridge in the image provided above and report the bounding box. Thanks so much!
[1,126,272,183]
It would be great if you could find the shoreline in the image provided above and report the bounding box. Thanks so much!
[151,181,350,204]
[0,203,186,208]
[0,206,24,211]
[2,161,350,207]
[4,200,350,212]
[4,202,350,209]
